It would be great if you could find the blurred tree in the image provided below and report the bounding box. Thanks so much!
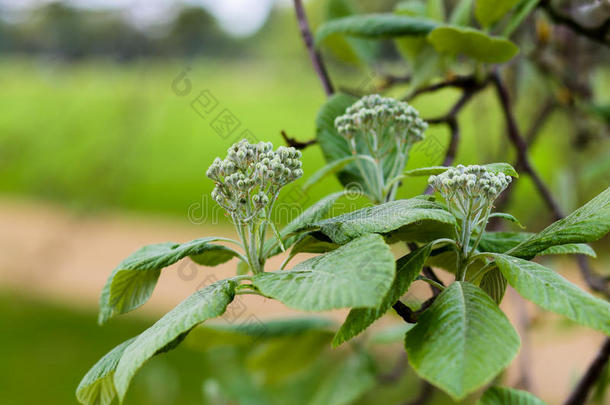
[0,1,240,60]
[163,6,234,57]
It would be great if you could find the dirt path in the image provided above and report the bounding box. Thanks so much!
[0,197,606,404]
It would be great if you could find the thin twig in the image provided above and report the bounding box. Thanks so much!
[280,130,317,150]
[392,296,437,324]
[564,338,610,405]
[378,73,412,91]
[392,300,418,323]
[576,254,610,298]
[425,83,484,125]
[405,75,480,101]
[491,99,556,228]
[491,71,564,220]
[422,79,487,194]
[442,117,460,166]
[491,71,610,299]
[526,100,556,146]
[293,0,334,96]
[407,242,445,296]
[422,267,445,297]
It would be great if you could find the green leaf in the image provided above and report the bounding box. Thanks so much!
[588,103,610,123]
[479,234,596,258]
[333,244,432,346]
[488,213,525,229]
[404,166,450,177]
[187,317,335,353]
[237,260,250,275]
[246,332,332,384]
[509,188,610,258]
[326,0,380,64]
[478,386,547,405]
[493,254,610,335]
[210,316,335,338]
[368,323,414,344]
[253,234,395,311]
[395,1,427,16]
[427,26,519,63]
[537,243,596,257]
[393,2,430,63]
[305,198,456,244]
[405,282,520,400]
[316,14,439,44]
[483,162,519,177]
[478,231,533,253]
[316,93,368,191]
[265,191,347,258]
[407,44,443,88]
[426,0,446,21]
[450,0,474,26]
[308,353,376,405]
[76,338,136,405]
[426,249,459,273]
[191,245,240,266]
[290,234,340,255]
[114,278,237,400]
[479,267,507,304]
[404,162,518,177]
[475,0,520,27]
[98,237,234,324]
[502,0,540,37]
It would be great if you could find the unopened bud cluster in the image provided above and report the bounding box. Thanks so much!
[207,139,302,222]
[335,94,427,148]
[333,95,427,202]
[428,165,511,217]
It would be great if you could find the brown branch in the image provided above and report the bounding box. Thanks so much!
[422,78,488,194]
[492,99,557,227]
[392,300,418,323]
[406,75,481,101]
[491,71,610,298]
[540,0,610,46]
[293,0,334,96]
[378,73,412,91]
[442,117,460,167]
[392,296,437,324]
[576,254,610,298]
[280,130,317,150]
[526,101,556,146]
[491,71,564,220]
[423,267,445,297]
[564,338,610,405]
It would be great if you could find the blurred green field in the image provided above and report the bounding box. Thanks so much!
[0,291,208,405]
[0,58,328,217]
[1,57,601,229]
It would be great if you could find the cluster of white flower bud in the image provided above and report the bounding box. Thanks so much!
[428,165,511,215]
[330,95,428,202]
[334,94,427,147]
[207,139,302,221]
